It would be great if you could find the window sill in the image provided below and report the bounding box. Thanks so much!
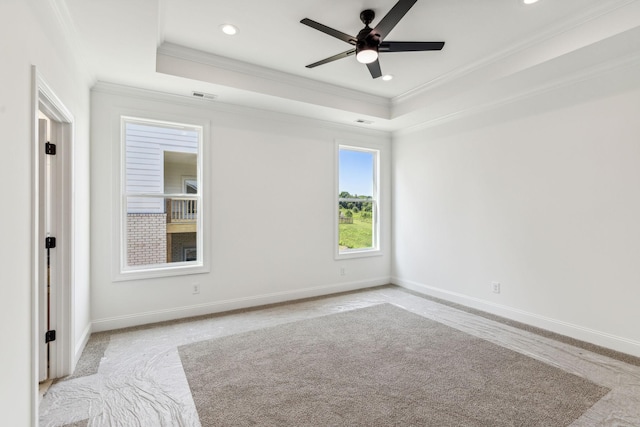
[335,248,383,260]
[114,262,209,282]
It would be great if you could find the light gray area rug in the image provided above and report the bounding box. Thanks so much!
[178,303,609,426]
[61,420,88,427]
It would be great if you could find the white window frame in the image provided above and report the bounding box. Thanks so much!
[335,143,381,259]
[115,116,207,280]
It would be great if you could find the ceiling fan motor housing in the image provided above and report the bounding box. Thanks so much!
[356,10,381,57]
[357,29,380,52]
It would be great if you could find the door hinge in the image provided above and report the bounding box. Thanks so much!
[45,142,56,155]
[45,236,56,249]
[45,330,56,343]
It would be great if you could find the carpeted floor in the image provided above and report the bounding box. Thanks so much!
[40,287,640,426]
[179,303,609,426]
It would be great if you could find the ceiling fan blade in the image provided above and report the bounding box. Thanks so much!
[305,49,356,68]
[372,0,417,40]
[300,18,357,45]
[379,41,445,52]
[366,59,382,79]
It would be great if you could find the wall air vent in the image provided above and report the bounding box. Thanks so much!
[355,119,374,125]
[192,91,217,101]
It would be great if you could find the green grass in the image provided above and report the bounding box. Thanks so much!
[339,211,373,249]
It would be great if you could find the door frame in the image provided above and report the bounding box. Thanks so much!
[31,66,74,421]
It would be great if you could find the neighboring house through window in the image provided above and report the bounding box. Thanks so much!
[121,117,203,275]
[337,144,380,257]
[183,177,197,194]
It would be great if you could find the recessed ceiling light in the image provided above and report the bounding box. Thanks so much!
[220,24,238,36]
[382,74,394,81]
[523,0,539,4]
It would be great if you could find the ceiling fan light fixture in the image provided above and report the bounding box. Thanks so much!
[356,48,378,64]
[220,24,238,36]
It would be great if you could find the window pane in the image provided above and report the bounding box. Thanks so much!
[338,147,377,253]
[126,197,198,267]
[338,201,374,250]
[125,123,199,195]
[339,149,373,198]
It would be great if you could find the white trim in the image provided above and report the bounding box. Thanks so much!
[394,48,640,137]
[392,0,638,106]
[31,66,76,425]
[38,75,75,380]
[393,277,640,358]
[30,65,39,427]
[157,42,389,108]
[91,82,391,138]
[74,323,92,367]
[115,263,210,282]
[91,277,391,332]
[45,0,95,86]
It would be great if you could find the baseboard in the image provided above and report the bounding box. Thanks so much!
[73,322,92,372]
[393,277,640,358]
[92,277,390,332]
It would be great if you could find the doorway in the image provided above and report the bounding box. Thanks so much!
[32,68,74,415]
[37,111,56,383]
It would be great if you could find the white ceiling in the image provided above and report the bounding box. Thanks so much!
[58,0,640,131]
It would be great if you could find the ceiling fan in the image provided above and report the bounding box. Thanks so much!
[300,0,445,79]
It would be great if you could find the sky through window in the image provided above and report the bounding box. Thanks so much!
[339,149,373,197]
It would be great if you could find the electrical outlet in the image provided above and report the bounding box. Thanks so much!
[491,282,501,294]
[340,267,346,276]
[192,283,200,294]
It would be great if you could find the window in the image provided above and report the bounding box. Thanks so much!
[121,117,203,274]
[337,145,379,257]
[183,177,197,194]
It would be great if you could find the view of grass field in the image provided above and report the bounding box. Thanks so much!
[338,192,374,249]
[339,208,373,249]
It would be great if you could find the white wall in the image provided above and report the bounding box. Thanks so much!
[392,83,640,356]
[90,86,391,331]
[0,0,92,425]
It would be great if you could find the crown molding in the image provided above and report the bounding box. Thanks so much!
[392,0,638,107]
[394,48,640,137]
[157,42,390,109]
[91,81,391,138]
[47,0,97,87]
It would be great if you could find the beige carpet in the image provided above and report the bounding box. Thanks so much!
[178,303,609,426]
